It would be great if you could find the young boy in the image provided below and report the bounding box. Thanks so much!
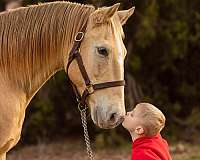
[122,103,172,160]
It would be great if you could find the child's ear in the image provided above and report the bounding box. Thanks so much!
[135,126,144,135]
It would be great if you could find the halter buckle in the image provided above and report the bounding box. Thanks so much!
[75,32,84,42]
[86,84,94,94]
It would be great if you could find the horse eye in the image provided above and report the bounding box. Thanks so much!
[97,47,108,57]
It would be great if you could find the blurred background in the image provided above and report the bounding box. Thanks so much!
[0,0,200,160]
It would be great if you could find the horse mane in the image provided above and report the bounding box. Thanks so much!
[0,1,95,93]
[0,1,125,96]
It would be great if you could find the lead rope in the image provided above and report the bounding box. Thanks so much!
[79,105,95,160]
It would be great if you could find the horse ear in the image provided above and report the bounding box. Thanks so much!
[118,7,135,25]
[91,3,120,25]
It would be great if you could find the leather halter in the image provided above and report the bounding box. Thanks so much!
[66,24,125,110]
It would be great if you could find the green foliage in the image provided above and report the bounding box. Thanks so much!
[129,0,200,141]
[187,108,200,128]
[24,99,56,142]
[95,128,128,148]
[135,0,158,48]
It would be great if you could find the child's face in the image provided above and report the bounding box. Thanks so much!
[122,106,142,132]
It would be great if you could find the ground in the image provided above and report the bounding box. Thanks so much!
[7,140,200,160]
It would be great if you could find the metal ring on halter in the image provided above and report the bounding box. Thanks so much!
[75,32,84,42]
[86,84,94,94]
[78,103,88,112]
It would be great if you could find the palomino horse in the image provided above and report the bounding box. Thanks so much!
[0,1,134,159]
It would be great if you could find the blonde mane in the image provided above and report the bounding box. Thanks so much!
[0,1,95,94]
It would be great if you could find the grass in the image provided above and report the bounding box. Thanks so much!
[171,143,200,160]
[7,140,200,160]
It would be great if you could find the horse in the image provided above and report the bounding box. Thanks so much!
[0,1,134,159]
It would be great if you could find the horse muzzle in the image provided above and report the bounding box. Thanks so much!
[91,106,125,129]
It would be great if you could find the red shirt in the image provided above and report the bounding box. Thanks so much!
[132,134,172,160]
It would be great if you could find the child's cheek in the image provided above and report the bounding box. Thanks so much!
[122,118,129,128]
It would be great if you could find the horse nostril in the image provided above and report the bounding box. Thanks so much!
[109,113,117,122]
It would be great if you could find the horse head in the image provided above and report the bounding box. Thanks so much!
[67,3,135,129]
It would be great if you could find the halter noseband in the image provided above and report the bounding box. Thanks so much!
[66,23,125,110]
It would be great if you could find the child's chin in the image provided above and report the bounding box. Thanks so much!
[122,122,126,128]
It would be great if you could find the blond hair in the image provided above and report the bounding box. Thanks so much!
[136,103,166,136]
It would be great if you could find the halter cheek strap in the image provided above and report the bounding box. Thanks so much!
[66,24,125,109]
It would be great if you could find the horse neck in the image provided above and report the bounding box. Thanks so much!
[24,23,84,101]
[0,3,94,103]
